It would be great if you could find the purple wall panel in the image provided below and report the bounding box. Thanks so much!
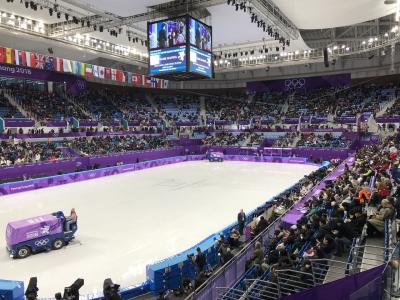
[281,265,385,300]
[4,119,35,128]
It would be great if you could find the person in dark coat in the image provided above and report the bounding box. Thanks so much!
[237,209,246,235]
[195,247,206,273]
[255,216,268,235]
[158,23,167,48]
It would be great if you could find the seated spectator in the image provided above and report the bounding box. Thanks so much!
[367,199,395,236]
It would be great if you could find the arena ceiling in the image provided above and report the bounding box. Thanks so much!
[0,0,398,70]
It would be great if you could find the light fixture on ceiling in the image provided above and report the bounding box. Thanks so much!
[384,0,396,4]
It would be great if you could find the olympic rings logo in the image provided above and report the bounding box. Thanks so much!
[284,78,306,89]
[34,239,49,247]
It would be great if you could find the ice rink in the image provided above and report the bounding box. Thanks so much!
[0,161,318,297]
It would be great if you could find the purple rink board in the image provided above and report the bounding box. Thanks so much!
[0,154,314,196]
[281,156,355,227]
[6,214,62,246]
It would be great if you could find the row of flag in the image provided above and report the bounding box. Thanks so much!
[0,47,169,89]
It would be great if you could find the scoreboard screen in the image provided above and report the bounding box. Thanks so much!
[149,46,186,75]
[147,15,213,80]
[189,47,212,77]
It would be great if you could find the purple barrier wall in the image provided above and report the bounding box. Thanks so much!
[284,118,299,124]
[376,115,400,123]
[0,159,81,180]
[0,155,201,196]
[4,118,35,128]
[336,116,357,124]
[79,120,98,127]
[300,128,347,133]
[291,148,351,160]
[281,264,385,300]
[45,120,67,127]
[0,148,184,180]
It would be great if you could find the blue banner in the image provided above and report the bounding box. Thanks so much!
[149,46,187,75]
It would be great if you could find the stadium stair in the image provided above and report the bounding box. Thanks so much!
[199,96,206,126]
[146,94,170,126]
[65,95,92,119]
[1,90,31,120]
[376,96,397,117]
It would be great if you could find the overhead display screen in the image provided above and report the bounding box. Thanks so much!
[147,15,213,80]
[149,46,187,75]
[189,17,212,53]
[189,46,212,77]
[148,17,187,50]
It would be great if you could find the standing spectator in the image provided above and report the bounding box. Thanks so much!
[237,209,246,235]
[195,247,206,273]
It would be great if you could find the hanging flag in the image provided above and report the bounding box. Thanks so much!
[111,69,117,81]
[85,64,93,77]
[15,50,26,66]
[162,79,169,89]
[63,59,72,73]
[29,52,37,68]
[72,61,79,75]
[92,65,99,77]
[105,67,111,80]
[123,71,129,83]
[0,47,5,63]
[80,63,86,76]
[43,56,54,71]
[54,57,63,72]
[144,76,152,88]
[5,48,15,64]
[25,52,33,67]
[132,73,143,86]
[35,54,44,69]
[151,77,159,88]
[99,66,105,79]
[116,69,123,81]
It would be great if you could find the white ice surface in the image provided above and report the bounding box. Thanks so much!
[0,161,318,297]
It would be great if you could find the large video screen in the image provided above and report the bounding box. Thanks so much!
[189,46,212,78]
[148,17,187,50]
[149,46,187,75]
[189,17,212,52]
